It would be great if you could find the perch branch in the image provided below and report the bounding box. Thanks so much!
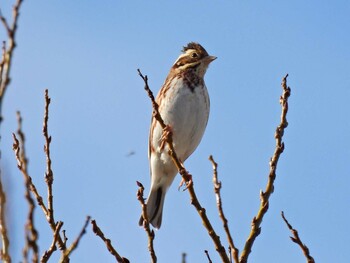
[91,219,130,263]
[209,155,239,263]
[281,212,315,263]
[138,69,230,263]
[239,74,291,263]
[136,181,157,263]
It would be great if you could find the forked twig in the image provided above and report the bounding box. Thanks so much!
[209,155,239,263]
[59,216,91,262]
[239,74,291,263]
[136,181,157,263]
[281,212,315,263]
[91,219,130,263]
[138,69,230,263]
[41,221,63,263]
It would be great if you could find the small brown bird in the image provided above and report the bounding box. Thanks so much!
[141,42,216,229]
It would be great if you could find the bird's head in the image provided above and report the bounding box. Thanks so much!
[172,42,216,77]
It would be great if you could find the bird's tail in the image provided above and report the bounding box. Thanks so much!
[139,186,166,229]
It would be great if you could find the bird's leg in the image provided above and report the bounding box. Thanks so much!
[178,166,193,191]
[159,125,172,151]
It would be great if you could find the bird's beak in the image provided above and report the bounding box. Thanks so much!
[203,55,217,64]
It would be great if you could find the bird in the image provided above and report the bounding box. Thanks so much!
[140,42,216,229]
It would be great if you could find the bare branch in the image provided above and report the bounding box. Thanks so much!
[41,221,63,263]
[138,69,230,263]
[181,253,187,263]
[136,181,157,263]
[240,74,291,263]
[0,176,11,263]
[43,89,55,225]
[0,0,24,124]
[91,219,130,263]
[15,111,39,263]
[59,216,90,262]
[209,155,239,263]
[281,212,315,263]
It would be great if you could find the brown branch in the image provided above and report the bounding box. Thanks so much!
[0,0,24,124]
[12,91,67,254]
[138,69,230,263]
[41,221,63,263]
[43,89,55,227]
[281,212,315,263]
[91,219,130,263]
[12,133,48,214]
[136,181,157,263]
[239,74,291,263]
[0,176,11,263]
[15,111,39,263]
[209,155,239,263]
[59,216,90,262]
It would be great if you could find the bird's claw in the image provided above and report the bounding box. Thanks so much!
[178,172,193,191]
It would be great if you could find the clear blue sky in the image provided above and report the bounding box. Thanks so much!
[1,1,349,262]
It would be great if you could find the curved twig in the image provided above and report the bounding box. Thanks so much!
[209,155,239,263]
[91,219,130,263]
[281,212,315,263]
[239,74,291,263]
[16,112,39,263]
[136,181,157,263]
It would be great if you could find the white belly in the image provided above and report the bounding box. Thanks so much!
[153,77,210,162]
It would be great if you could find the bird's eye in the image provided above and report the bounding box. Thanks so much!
[191,52,198,58]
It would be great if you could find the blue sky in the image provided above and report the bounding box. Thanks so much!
[1,1,349,262]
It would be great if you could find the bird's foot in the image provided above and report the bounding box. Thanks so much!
[178,170,193,191]
[159,125,172,151]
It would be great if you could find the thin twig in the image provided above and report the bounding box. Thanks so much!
[0,176,11,263]
[16,111,39,263]
[43,89,55,227]
[136,181,157,263]
[59,216,91,262]
[0,0,24,124]
[239,74,291,263]
[13,133,48,213]
[91,219,130,263]
[209,155,239,263]
[204,250,213,263]
[41,221,63,263]
[138,69,230,263]
[281,212,315,263]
